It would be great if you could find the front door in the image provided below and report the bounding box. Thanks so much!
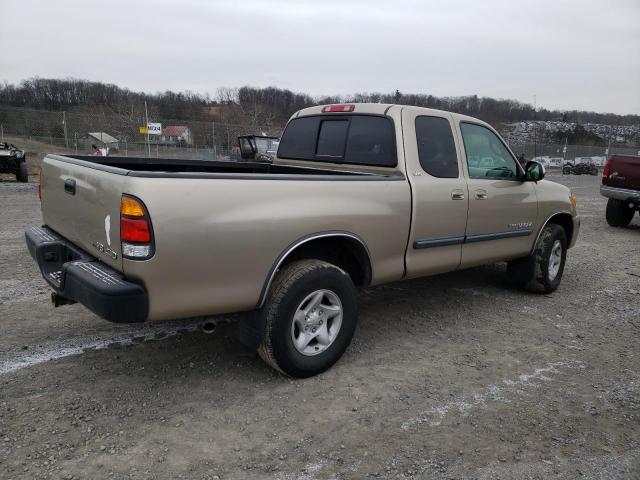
[403,109,469,277]
[456,121,538,267]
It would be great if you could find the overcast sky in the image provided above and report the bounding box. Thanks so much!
[2,0,639,114]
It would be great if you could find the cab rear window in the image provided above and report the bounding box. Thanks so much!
[277,115,397,167]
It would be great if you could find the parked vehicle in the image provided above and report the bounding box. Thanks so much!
[562,162,598,176]
[562,162,574,175]
[25,103,580,377]
[238,135,279,163]
[601,154,640,227]
[574,163,598,176]
[0,142,28,182]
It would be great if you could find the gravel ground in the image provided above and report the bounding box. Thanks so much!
[0,172,638,480]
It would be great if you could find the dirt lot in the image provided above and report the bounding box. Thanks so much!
[0,172,638,480]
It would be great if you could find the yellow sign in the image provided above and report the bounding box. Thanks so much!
[139,127,148,134]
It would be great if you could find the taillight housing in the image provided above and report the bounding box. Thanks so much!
[602,157,612,181]
[120,195,154,260]
[321,104,355,113]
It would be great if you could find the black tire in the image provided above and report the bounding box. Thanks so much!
[507,224,567,294]
[605,198,634,228]
[15,162,28,183]
[257,259,358,378]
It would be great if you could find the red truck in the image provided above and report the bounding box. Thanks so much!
[601,154,640,227]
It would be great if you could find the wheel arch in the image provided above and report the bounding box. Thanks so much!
[531,211,574,254]
[257,231,372,308]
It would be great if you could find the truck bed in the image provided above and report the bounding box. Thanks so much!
[38,153,411,320]
[56,155,397,179]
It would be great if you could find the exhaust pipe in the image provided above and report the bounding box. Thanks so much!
[201,321,216,334]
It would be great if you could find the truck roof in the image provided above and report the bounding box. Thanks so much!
[293,103,491,128]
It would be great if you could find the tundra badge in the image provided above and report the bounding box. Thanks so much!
[508,222,533,230]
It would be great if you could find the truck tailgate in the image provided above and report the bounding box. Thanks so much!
[40,156,125,272]
[606,155,640,190]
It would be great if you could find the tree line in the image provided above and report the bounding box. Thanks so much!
[1,78,638,129]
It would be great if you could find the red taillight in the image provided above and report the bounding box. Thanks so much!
[321,104,355,113]
[120,217,151,243]
[120,195,154,259]
[602,157,612,178]
[602,157,613,185]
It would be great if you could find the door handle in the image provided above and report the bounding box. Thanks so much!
[64,178,76,195]
[475,189,488,200]
[451,190,465,200]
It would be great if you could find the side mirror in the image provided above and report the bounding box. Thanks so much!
[524,160,545,182]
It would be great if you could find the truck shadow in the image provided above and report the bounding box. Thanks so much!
[3,261,565,449]
[9,263,520,383]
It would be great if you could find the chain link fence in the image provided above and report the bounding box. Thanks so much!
[0,105,282,162]
[508,142,640,169]
[2,105,639,167]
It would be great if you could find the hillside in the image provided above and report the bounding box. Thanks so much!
[1,78,639,147]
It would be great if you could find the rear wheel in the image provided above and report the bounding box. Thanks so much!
[257,260,358,378]
[15,162,28,182]
[605,198,634,227]
[508,224,567,294]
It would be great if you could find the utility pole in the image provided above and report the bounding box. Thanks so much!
[144,100,151,157]
[62,111,69,150]
[562,137,567,174]
[212,121,216,160]
[533,94,537,160]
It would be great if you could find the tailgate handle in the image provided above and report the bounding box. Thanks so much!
[64,178,76,195]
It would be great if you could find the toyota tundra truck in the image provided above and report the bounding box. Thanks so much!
[25,103,580,377]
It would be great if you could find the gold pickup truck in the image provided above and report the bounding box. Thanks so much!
[26,103,580,377]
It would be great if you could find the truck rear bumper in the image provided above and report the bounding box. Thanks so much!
[25,226,148,323]
[600,185,640,203]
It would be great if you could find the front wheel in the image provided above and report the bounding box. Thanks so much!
[15,162,28,182]
[257,260,358,378]
[508,224,567,294]
[605,198,634,227]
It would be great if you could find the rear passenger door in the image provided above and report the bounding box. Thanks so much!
[403,109,469,277]
[456,122,538,267]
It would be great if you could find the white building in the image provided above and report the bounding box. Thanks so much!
[161,126,193,146]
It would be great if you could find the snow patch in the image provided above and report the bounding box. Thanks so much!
[0,318,217,375]
[401,360,584,430]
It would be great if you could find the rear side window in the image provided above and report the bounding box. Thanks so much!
[415,116,459,178]
[277,115,396,167]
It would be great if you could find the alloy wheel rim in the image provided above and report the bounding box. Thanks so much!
[548,239,562,281]
[290,289,343,356]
